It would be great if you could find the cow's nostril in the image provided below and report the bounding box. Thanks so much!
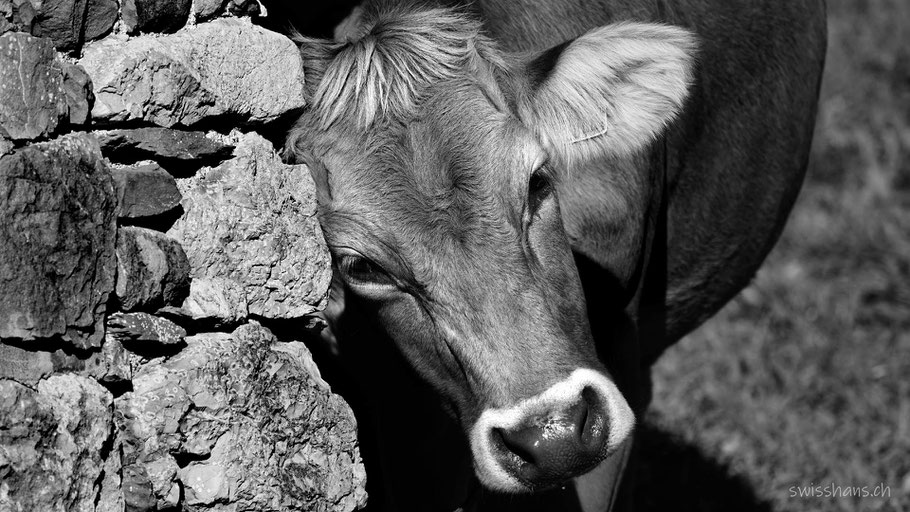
[494,427,536,465]
[577,397,590,437]
[494,389,610,489]
[580,386,607,448]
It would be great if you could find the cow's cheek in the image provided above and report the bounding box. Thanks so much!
[372,296,478,418]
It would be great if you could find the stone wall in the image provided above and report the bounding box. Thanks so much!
[0,2,367,511]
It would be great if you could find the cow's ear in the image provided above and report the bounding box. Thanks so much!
[515,23,697,166]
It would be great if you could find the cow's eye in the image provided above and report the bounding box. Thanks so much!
[337,254,396,288]
[528,168,553,214]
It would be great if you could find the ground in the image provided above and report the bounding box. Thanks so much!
[636,1,910,511]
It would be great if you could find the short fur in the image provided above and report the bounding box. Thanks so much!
[516,22,697,165]
[287,1,826,510]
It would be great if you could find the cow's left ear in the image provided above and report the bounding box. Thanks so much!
[515,22,697,165]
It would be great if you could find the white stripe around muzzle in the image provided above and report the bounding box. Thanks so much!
[469,368,636,492]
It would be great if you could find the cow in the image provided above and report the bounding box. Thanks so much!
[286,0,826,510]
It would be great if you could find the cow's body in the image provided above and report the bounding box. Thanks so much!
[288,1,826,510]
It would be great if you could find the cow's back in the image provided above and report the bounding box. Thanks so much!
[471,0,827,358]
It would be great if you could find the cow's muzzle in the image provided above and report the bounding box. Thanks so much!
[469,368,635,492]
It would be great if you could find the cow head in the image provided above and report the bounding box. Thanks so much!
[287,4,695,494]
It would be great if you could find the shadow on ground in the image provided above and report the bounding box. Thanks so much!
[634,423,773,512]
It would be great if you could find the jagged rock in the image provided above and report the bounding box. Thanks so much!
[115,227,191,312]
[79,19,307,127]
[0,335,136,388]
[61,61,93,125]
[28,0,117,51]
[0,0,37,35]
[0,134,116,349]
[113,323,367,512]
[0,32,67,141]
[96,433,126,512]
[96,128,234,173]
[94,334,135,384]
[84,0,118,40]
[122,0,191,34]
[108,312,186,347]
[0,33,94,140]
[0,342,106,386]
[122,463,158,511]
[228,0,260,16]
[0,136,12,156]
[0,375,114,511]
[177,277,249,326]
[116,362,188,511]
[193,0,225,20]
[111,163,183,219]
[169,132,331,320]
[0,343,55,384]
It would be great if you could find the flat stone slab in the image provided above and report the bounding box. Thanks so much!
[107,312,187,347]
[96,128,234,174]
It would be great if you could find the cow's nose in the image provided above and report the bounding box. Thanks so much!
[494,387,608,488]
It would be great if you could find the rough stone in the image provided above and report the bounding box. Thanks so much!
[61,61,93,125]
[193,0,225,20]
[0,375,114,512]
[0,0,37,35]
[0,32,67,141]
[85,0,118,40]
[107,312,186,347]
[0,134,116,349]
[115,226,191,312]
[169,131,331,320]
[0,334,138,387]
[227,0,260,17]
[94,334,135,384]
[0,342,107,386]
[0,136,12,156]
[95,433,126,512]
[0,343,55,383]
[122,0,191,34]
[79,19,307,127]
[0,334,137,389]
[96,128,234,173]
[29,0,117,51]
[177,277,249,326]
[113,323,367,512]
[111,163,183,219]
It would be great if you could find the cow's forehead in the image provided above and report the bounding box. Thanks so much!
[313,81,545,275]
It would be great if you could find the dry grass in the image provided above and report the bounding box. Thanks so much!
[638,1,910,511]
